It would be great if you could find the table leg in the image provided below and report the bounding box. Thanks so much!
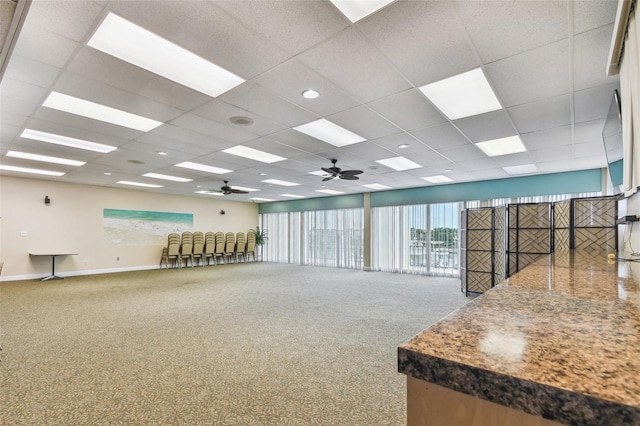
[42,255,64,281]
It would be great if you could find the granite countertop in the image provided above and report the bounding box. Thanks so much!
[398,251,640,426]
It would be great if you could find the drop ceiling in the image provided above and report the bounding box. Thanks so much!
[0,0,620,202]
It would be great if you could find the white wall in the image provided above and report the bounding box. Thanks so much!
[623,190,640,255]
[0,176,258,280]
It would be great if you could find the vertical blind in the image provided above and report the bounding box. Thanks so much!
[260,208,363,269]
[371,203,460,277]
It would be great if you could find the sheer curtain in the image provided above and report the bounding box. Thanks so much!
[302,208,363,269]
[261,209,363,269]
[371,203,460,277]
[620,8,640,191]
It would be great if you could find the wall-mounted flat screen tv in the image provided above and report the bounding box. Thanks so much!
[602,90,623,194]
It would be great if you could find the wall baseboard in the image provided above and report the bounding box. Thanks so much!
[0,264,161,282]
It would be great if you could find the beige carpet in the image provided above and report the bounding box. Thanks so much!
[0,263,469,425]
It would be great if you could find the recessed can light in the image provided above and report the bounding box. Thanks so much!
[157,151,168,155]
[302,89,320,99]
[397,144,410,149]
[229,116,254,126]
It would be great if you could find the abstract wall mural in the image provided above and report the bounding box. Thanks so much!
[103,209,194,245]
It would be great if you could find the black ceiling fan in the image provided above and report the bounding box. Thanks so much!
[217,181,248,195]
[321,159,363,181]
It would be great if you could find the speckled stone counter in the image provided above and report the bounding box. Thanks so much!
[398,251,640,426]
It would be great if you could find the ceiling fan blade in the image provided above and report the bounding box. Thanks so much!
[339,174,360,181]
[230,189,249,194]
[321,167,339,174]
[322,176,336,182]
[340,169,363,176]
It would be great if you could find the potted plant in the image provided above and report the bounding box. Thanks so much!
[251,226,268,261]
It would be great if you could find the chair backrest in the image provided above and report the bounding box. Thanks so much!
[246,241,255,252]
[205,242,216,254]
[236,240,246,252]
[205,232,215,242]
[193,241,204,255]
[215,240,225,254]
[181,242,193,255]
[193,231,204,242]
[168,242,180,256]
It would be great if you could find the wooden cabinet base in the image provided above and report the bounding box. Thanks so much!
[407,376,563,426]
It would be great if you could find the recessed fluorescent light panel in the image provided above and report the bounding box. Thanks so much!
[43,92,162,132]
[88,12,245,97]
[174,162,232,174]
[422,175,454,184]
[362,183,391,190]
[293,119,366,147]
[0,165,65,176]
[281,194,305,199]
[6,150,86,166]
[262,179,299,186]
[419,68,502,120]
[503,164,538,175]
[117,180,163,188]
[330,0,395,23]
[316,189,345,195]
[222,145,286,163]
[376,156,421,171]
[195,191,224,196]
[476,136,527,157]
[250,197,275,202]
[20,129,117,153]
[142,173,193,182]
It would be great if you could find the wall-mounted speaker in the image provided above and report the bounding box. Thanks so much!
[44,196,51,205]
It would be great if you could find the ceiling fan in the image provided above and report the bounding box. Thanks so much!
[321,159,363,181]
[217,181,248,195]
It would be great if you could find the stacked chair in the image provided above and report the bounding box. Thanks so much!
[246,230,257,262]
[162,233,181,268]
[192,231,205,266]
[235,232,246,262]
[214,232,226,264]
[180,231,194,267]
[224,232,236,264]
[204,232,216,265]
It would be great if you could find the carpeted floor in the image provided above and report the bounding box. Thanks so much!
[0,263,469,425]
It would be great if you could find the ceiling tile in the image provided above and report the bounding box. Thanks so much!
[213,0,348,56]
[520,126,573,151]
[370,133,432,156]
[573,25,620,91]
[455,0,568,63]
[190,99,285,137]
[24,0,105,42]
[574,82,620,123]
[574,119,607,144]
[367,89,447,131]
[436,143,487,162]
[485,39,570,107]
[453,110,518,143]
[267,129,338,153]
[572,0,617,35]
[327,105,400,140]
[411,123,470,150]
[3,55,61,88]
[508,94,571,134]
[253,58,360,117]
[297,27,412,103]
[13,23,79,69]
[357,1,478,86]
[53,71,186,123]
[169,113,258,145]
[219,82,319,128]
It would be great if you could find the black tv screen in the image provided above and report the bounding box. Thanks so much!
[602,90,623,194]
